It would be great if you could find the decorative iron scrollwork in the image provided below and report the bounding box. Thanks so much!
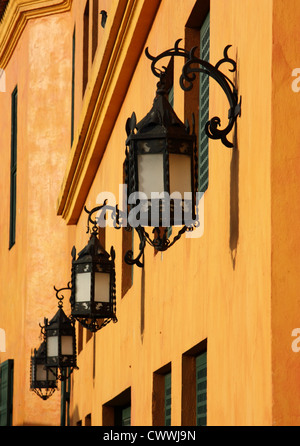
[53,283,72,309]
[83,202,200,268]
[145,39,241,148]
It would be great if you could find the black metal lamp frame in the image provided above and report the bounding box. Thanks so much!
[125,40,240,264]
[30,341,57,400]
[70,203,118,332]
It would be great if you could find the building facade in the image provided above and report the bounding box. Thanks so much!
[0,0,300,426]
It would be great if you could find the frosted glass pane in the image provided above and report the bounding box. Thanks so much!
[138,154,164,198]
[36,364,47,381]
[48,368,56,382]
[94,272,110,302]
[61,336,73,355]
[47,336,58,357]
[76,272,91,302]
[169,154,192,196]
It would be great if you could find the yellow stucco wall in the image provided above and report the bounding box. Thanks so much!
[271,0,300,426]
[68,0,274,426]
[0,5,73,425]
[1,0,299,427]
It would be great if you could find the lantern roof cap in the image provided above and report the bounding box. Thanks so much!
[35,341,46,357]
[47,307,73,330]
[75,231,110,263]
[132,93,191,138]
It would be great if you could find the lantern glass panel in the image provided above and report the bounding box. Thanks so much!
[48,368,56,382]
[94,272,110,302]
[169,154,192,197]
[76,271,91,302]
[61,336,74,355]
[36,364,47,381]
[47,336,58,357]
[31,363,36,382]
[138,154,164,198]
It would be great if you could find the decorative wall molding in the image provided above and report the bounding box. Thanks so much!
[56,0,161,224]
[0,0,72,68]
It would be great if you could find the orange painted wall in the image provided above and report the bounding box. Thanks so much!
[271,0,300,426]
[0,0,299,427]
[0,11,73,425]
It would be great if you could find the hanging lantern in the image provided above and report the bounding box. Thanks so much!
[30,341,57,400]
[42,286,77,381]
[121,67,198,266]
[70,212,117,333]
[125,73,198,230]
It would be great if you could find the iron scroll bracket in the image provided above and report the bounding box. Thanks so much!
[83,203,199,268]
[145,39,241,148]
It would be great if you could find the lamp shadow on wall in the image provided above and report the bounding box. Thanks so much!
[140,259,145,342]
[230,126,239,270]
[229,53,241,270]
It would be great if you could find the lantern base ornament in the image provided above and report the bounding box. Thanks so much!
[72,316,115,333]
[30,341,57,400]
[31,387,56,401]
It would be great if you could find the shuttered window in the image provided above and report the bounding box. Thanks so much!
[0,360,14,426]
[71,28,75,146]
[164,372,171,426]
[198,13,210,193]
[82,0,89,96]
[92,0,98,61]
[168,86,174,108]
[9,87,18,249]
[60,369,71,426]
[196,351,207,426]
[121,406,131,426]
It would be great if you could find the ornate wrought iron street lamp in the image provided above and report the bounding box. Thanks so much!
[122,39,241,266]
[70,204,117,332]
[126,59,199,219]
[77,41,241,268]
[41,286,77,381]
[30,341,57,400]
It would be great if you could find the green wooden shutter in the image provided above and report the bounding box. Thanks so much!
[121,405,131,426]
[167,62,174,237]
[82,0,89,96]
[198,13,210,193]
[61,369,71,426]
[0,360,14,426]
[196,351,207,426]
[168,85,174,108]
[164,372,171,426]
[9,87,18,249]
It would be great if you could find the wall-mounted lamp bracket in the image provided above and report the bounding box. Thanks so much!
[145,39,241,148]
[81,42,240,270]
[83,202,199,269]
